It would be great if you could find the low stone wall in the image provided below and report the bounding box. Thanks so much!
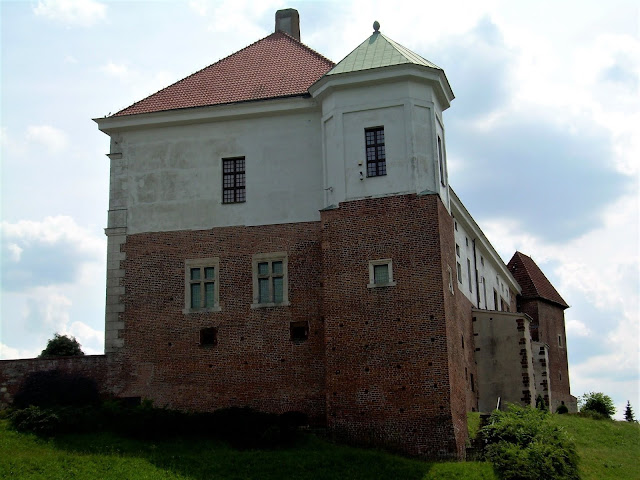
[0,354,124,409]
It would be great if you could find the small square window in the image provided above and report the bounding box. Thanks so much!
[184,258,221,313]
[252,253,289,308]
[368,259,396,288]
[200,327,217,347]
[290,321,309,342]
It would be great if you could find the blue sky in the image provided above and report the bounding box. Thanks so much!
[1,0,638,419]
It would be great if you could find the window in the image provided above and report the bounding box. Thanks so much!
[290,321,309,342]
[470,373,475,392]
[480,256,484,267]
[365,127,386,177]
[494,289,499,310]
[455,244,460,257]
[200,327,217,347]
[437,136,446,186]
[454,220,458,231]
[448,266,455,294]
[222,157,246,203]
[467,259,473,292]
[368,259,396,288]
[558,335,563,348]
[184,258,220,313]
[252,253,289,308]
[482,277,487,309]
[456,262,462,283]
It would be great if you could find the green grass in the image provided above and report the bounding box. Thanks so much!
[553,414,640,480]
[0,420,495,480]
[5,413,635,480]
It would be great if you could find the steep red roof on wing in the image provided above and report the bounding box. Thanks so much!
[508,252,569,308]
[115,32,334,116]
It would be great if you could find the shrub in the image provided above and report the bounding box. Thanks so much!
[12,370,100,408]
[39,333,84,357]
[579,392,615,419]
[480,404,579,480]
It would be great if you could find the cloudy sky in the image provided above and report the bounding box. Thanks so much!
[1,0,638,418]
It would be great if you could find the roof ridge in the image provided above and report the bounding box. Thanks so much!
[114,32,334,117]
[510,251,568,308]
[379,33,442,70]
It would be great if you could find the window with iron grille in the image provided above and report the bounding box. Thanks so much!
[222,157,246,203]
[365,127,386,177]
[251,253,289,308]
[184,258,220,313]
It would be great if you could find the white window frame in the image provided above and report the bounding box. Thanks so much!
[251,252,289,308]
[184,258,221,313]
[367,259,396,288]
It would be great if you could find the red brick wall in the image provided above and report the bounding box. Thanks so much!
[519,299,571,412]
[0,355,124,408]
[437,200,478,457]
[320,194,468,458]
[119,222,326,422]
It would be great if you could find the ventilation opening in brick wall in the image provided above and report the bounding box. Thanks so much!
[200,327,218,347]
[290,321,309,342]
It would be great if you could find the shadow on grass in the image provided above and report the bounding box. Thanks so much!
[50,431,495,480]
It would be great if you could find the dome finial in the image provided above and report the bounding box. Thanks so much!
[373,20,380,33]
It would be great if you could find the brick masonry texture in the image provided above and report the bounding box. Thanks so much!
[320,193,476,458]
[518,299,571,412]
[118,221,327,422]
[0,355,126,408]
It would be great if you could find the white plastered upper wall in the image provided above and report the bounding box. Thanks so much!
[450,188,521,309]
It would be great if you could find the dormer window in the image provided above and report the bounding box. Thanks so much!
[365,127,386,177]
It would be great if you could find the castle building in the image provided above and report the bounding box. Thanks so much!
[90,9,575,457]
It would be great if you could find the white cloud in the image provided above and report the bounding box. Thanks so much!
[0,343,40,360]
[33,0,107,27]
[7,243,23,262]
[25,290,73,334]
[67,321,103,355]
[25,125,69,153]
[100,62,130,79]
[566,319,592,338]
[64,54,79,64]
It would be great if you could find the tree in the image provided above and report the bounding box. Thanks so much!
[39,333,84,358]
[624,401,636,422]
[579,392,616,419]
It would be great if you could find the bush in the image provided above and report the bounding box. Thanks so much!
[12,370,100,408]
[480,404,579,480]
[579,392,616,419]
[556,404,569,414]
[39,333,84,357]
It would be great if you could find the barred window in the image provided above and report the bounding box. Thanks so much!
[365,127,386,177]
[222,157,246,204]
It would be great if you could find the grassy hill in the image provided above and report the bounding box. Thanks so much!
[1,413,638,479]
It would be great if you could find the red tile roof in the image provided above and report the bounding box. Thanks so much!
[508,251,569,308]
[115,32,334,117]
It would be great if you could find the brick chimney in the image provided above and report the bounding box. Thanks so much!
[275,8,300,41]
